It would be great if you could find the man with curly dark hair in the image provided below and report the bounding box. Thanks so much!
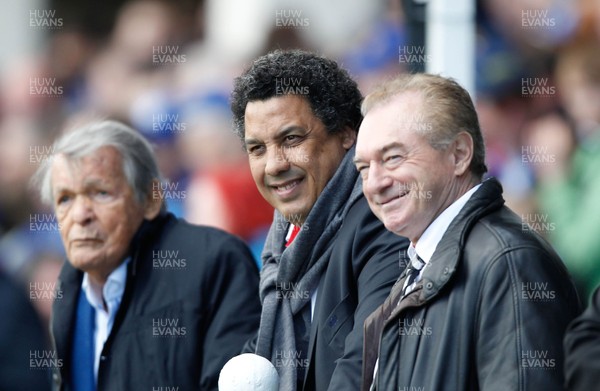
[231,50,363,141]
[227,50,408,391]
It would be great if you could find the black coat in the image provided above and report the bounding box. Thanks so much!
[564,285,600,390]
[246,197,409,390]
[0,270,52,391]
[363,178,581,391]
[51,212,261,391]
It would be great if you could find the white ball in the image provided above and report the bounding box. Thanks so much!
[219,353,279,391]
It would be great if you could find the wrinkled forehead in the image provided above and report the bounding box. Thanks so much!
[50,146,125,186]
[61,145,122,166]
[358,97,421,143]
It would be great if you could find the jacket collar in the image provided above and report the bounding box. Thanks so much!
[56,211,173,284]
[127,211,173,276]
[52,212,174,363]
[396,178,505,311]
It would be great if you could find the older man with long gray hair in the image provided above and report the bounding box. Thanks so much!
[34,120,260,391]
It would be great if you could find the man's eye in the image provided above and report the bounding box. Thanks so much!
[93,190,113,202]
[247,145,265,155]
[356,165,369,179]
[56,195,71,205]
[283,135,305,146]
[384,155,402,164]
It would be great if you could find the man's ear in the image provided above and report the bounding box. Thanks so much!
[339,126,357,150]
[143,179,163,220]
[451,131,474,177]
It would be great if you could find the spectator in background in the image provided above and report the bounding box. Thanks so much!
[34,121,260,390]
[22,252,65,332]
[85,0,194,121]
[179,94,273,263]
[528,40,600,301]
[0,115,63,277]
[229,50,408,391]
[0,269,52,391]
[356,73,580,390]
[0,112,66,350]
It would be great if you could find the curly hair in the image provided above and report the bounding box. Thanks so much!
[230,49,363,140]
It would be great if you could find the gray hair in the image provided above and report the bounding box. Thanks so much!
[361,73,487,179]
[34,120,162,207]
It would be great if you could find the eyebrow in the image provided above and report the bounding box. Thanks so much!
[353,141,406,164]
[53,178,110,195]
[82,178,110,188]
[52,186,70,197]
[244,125,306,147]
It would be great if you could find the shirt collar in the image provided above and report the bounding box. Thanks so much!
[413,184,481,264]
[406,245,424,270]
[82,258,129,313]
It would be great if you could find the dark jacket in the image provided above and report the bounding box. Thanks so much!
[363,178,581,391]
[564,285,600,390]
[0,270,52,391]
[51,212,261,391]
[246,197,409,391]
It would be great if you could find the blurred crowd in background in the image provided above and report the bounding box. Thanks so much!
[0,0,599,367]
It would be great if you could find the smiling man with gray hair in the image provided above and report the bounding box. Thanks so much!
[35,120,260,391]
[354,73,581,391]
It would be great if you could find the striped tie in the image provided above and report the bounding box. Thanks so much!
[401,254,425,298]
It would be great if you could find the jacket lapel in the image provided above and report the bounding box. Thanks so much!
[361,278,407,391]
[302,274,325,389]
[361,178,507,391]
[51,262,83,377]
[101,213,171,352]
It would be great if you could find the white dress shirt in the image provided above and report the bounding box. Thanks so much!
[81,259,129,381]
[404,184,481,294]
[372,184,481,389]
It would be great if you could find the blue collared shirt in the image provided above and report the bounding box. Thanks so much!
[81,258,129,381]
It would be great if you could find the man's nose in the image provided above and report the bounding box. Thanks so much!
[70,195,95,224]
[264,146,291,177]
[364,162,392,195]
